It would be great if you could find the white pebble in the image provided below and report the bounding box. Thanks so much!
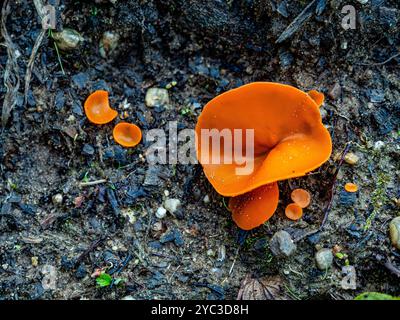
[155,207,167,219]
[373,141,385,150]
[52,193,63,205]
[164,190,170,197]
[164,198,181,214]
[145,88,169,108]
[203,195,210,204]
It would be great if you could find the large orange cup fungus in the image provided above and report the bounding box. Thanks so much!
[195,82,332,230]
[84,90,118,124]
[113,122,142,147]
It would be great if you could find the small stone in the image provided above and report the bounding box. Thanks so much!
[52,28,84,51]
[269,230,296,258]
[328,83,341,100]
[315,248,333,270]
[279,50,294,70]
[72,72,89,90]
[217,245,226,262]
[82,144,95,156]
[367,89,385,103]
[173,230,184,247]
[143,166,162,186]
[155,207,167,219]
[207,249,215,257]
[373,141,385,150]
[341,265,357,290]
[164,190,170,197]
[344,152,359,165]
[389,217,400,250]
[164,198,181,214]
[75,264,87,279]
[145,88,169,108]
[277,1,288,17]
[99,31,120,58]
[203,195,210,204]
[31,256,39,267]
[52,193,63,205]
[379,7,398,29]
[151,221,163,232]
[122,296,135,300]
[41,265,57,290]
[159,230,176,244]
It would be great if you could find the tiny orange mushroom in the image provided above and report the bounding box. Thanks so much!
[344,182,358,193]
[113,122,142,147]
[285,203,303,220]
[84,90,118,124]
[291,188,311,208]
[195,82,332,230]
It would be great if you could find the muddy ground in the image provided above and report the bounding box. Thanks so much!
[0,0,399,300]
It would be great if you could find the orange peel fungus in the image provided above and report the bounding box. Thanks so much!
[291,188,311,208]
[195,82,332,230]
[344,182,358,193]
[113,122,142,147]
[84,90,118,124]
[285,203,303,221]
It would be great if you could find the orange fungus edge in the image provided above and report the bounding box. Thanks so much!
[229,182,279,230]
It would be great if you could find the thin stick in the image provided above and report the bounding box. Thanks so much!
[79,179,107,187]
[358,52,400,66]
[319,143,351,230]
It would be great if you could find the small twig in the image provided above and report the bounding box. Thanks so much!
[358,52,400,66]
[275,0,317,44]
[384,260,400,278]
[75,236,105,266]
[319,143,351,230]
[1,0,20,127]
[79,179,107,187]
[48,29,65,75]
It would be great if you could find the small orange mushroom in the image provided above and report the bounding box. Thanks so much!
[291,188,311,208]
[344,182,358,193]
[195,82,332,230]
[84,90,118,124]
[285,203,303,220]
[113,122,142,147]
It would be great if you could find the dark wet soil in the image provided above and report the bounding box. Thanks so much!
[0,0,399,300]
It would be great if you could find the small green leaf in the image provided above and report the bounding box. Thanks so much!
[355,292,400,300]
[96,273,112,287]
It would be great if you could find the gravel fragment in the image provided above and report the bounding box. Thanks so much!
[155,207,167,219]
[389,217,400,250]
[164,198,181,214]
[344,152,359,165]
[341,265,357,290]
[315,248,333,270]
[269,230,297,258]
[145,88,169,108]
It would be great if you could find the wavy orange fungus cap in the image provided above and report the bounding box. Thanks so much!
[113,122,142,147]
[195,82,332,230]
[84,90,118,124]
[285,203,303,220]
[291,188,311,208]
